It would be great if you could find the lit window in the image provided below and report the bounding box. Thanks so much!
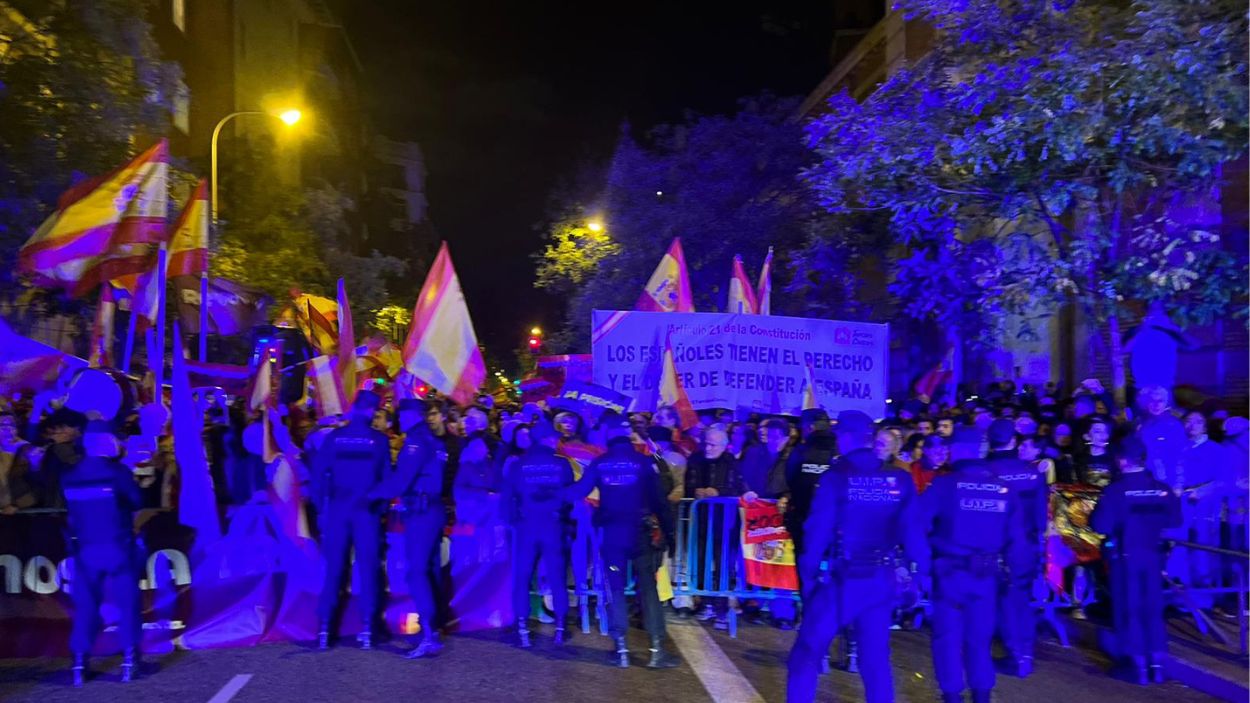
[172,0,186,32]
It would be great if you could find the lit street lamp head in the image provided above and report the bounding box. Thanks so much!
[278,109,303,126]
[587,220,603,232]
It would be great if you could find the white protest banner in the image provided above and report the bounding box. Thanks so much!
[592,310,888,418]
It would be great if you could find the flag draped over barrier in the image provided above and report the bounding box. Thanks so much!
[637,238,694,313]
[401,242,486,405]
[727,255,758,314]
[739,499,798,590]
[19,141,169,297]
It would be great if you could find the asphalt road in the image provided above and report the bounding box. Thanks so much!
[0,617,1225,703]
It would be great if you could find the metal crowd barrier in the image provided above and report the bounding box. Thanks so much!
[1167,539,1250,656]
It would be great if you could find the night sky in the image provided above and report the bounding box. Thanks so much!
[341,2,846,357]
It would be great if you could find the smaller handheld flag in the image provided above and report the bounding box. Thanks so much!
[756,247,773,316]
[727,255,758,314]
[659,341,698,430]
[802,363,820,411]
[637,238,695,313]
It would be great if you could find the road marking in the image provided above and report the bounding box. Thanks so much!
[207,674,252,703]
[668,622,765,703]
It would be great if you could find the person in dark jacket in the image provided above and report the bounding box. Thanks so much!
[1091,436,1182,684]
[986,419,1048,678]
[502,421,575,648]
[782,409,837,562]
[685,427,746,499]
[567,415,678,669]
[788,410,928,703]
[312,390,391,651]
[61,420,143,686]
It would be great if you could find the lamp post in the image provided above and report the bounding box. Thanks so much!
[202,108,302,360]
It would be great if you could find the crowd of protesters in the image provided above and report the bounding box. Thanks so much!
[2,373,1246,633]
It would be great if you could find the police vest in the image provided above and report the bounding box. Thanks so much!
[835,469,910,562]
[934,466,1012,556]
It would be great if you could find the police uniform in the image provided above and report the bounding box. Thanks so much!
[502,423,575,647]
[371,400,448,658]
[312,391,391,649]
[922,428,1028,703]
[782,409,837,558]
[1090,437,1182,684]
[569,420,677,668]
[986,418,1049,676]
[787,410,928,703]
[61,421,143,686]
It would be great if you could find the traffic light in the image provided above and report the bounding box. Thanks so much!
[527,325,543,353]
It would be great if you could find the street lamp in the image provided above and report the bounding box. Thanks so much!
[209,108,304,228]
[587,220,603,233]
[202,108,303,361]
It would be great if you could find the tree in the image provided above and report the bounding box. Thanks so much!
[538,96,816,351]
[0,0,181,291]
[214,140,406,315]
[804,0,1248,402]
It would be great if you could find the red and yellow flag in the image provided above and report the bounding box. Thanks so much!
[19,140,169,297]
[168,179,209,278]
[727,254,758,314]
[659,341,698,430]
[802,363,820,411]
[636,238,694,313]
[336,278,357,404]
[401,242,486,405]
[291,291,338,354]
[756,247,773,316]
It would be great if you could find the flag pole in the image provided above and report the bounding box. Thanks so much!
[153,245,168,397]
[122,299,138,373]
[199,273,209,362]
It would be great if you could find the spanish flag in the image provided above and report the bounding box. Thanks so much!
[401,242,486,405]
[756,246,773,316]
[19,140,169,297]
[637,238,694,313]
[727,254,758,314]
[336,278,357,404]
[801,363,820,411]
[659,341,698,430]
[292,291,338,354]
[167,179,209,278]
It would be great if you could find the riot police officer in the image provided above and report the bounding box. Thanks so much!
[502,421,575,648]
[569,414,679,669]
[1090,436,1182,684]
[62,420,143,686]
[371,398,449,659]
[313,390,391,650]
[781,408,837,564]
[787,411,928,703]
[922,427,1028,703]
[986,418,1048,677]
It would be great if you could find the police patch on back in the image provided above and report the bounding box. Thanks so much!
[956,480,1008,513]
[846,474,903,504]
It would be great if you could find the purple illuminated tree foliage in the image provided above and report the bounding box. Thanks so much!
[804,0,1248,401]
